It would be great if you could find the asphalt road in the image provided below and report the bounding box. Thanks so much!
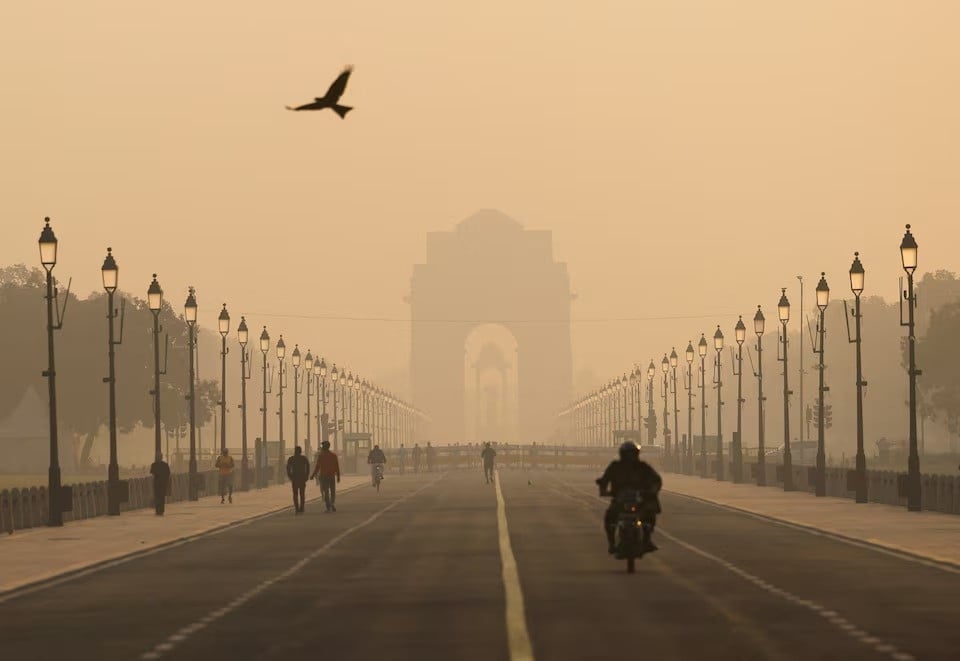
[2,468,959,660]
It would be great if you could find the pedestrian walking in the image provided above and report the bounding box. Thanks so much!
[398,443,406,474]
[216,448,235,504]
[412,443,422,474]
[481,441,496,484]
[287,446,311,513]
[426,441,436,472]
[310,440,341,512]
[150,453,171,516]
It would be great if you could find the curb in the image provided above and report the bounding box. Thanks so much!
[0,483,364,603]
[665,488,960,574]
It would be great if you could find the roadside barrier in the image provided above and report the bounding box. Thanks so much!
[0,469,219,534]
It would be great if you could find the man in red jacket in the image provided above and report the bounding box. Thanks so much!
[310,440,341,512]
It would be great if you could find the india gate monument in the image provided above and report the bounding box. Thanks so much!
[408,209,573,442]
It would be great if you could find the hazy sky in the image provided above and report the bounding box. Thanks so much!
[3,1,960,400]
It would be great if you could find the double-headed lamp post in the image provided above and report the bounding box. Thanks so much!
[755,306,766,486]
[101,248,122,515]
[259,327,271,488]
[237,317,251,490]
[685,342,695,475]
[733,317,746,483]
[713,326,725,481]
[218,304,230,453]
[814,273,830,497]
[778,289,794,491]
[698,334,708,478]
[848,253,867,503]
[900,224,922,511]
[185,288,199,500]
[148,275,164,464]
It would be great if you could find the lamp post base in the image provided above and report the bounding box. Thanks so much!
[47,465,63,527]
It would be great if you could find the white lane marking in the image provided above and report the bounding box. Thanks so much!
[139,479,440,660]
[657,528,915,660]
[494,470,536,661]
[665,490,960,575]
[559,483,917,661]
[0,484,366,605]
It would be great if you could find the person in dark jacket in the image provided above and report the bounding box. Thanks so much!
[412,443,422,473]
[596,442,662,554]
[150,454,171,516]
[287,446,311,513]
[481,442,496,484]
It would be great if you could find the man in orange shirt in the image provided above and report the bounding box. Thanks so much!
[310,440,341,512]
[215,448,235,504]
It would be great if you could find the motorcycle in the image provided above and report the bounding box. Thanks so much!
[604,487,653,573]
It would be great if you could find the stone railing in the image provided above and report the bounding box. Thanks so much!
[667,454,960,514]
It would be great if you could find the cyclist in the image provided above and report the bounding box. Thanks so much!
[367,444,387,487]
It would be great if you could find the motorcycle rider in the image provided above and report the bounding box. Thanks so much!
[596,441,662,554]
[367,444,387,486]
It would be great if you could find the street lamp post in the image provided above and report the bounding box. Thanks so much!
[101,248,124,515]
[646,361,656,448]
[755,306,766,486]
[685,342,695,475]
[148,275,164,465]
[713,327,725,481]
[670,349,679,475]
[778,289,794,491]
[237,317,251,490]
[316,358,327,450]
[900,224,922,511]
[259,327,271,488]
[39,219,65,526]
[291,345,301,451]
[185,289,199,500]
[347,373,355,433]
[354,377,361,435]
[304,351,314,459]
[331,365,340,452]
[733,317,746,483]
[276,336,286,481]
[847,253,867,503]
[814,274,830,497]
[698,334,708,478]
[218,304,230,453]
[661,355,670,469]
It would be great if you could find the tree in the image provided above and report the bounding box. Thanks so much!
[913,301,960,434]
[0,265,219,468]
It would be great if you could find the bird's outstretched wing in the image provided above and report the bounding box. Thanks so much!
[324,66,353,102]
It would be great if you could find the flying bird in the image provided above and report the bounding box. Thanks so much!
[285,66,354,118]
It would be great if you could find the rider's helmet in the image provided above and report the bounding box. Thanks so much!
[618,441,640,462]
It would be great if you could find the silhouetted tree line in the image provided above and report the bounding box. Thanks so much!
[0,265,219,469]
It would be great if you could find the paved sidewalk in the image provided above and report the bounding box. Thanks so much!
[664,474,960,568]
[0,477,367,596]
